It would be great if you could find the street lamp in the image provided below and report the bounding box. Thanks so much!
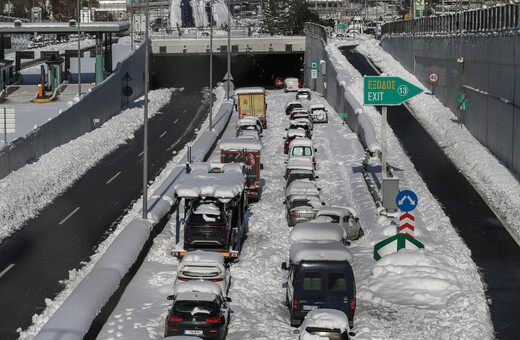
[209,0,213,131]
[143,0,150,219]
[77,0,81,96]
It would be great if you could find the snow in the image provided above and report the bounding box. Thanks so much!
[173,281,223,297]
[299,309,350,333]
[289,222,346,243]
[286,179,320,198]
[289,137,314,148]
[285,157,315,172]
[234,87,266,95]
[317,206,359,220]
[180,251,225,267]
[218,138,263,151]
[5,34,504,340]
[289,240,355,264]
[286,129,307,138]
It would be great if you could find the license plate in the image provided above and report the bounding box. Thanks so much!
[303,305,318,311]
[299,213,314,218]
[185,330,203,335]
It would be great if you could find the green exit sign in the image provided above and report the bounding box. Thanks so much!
[364,76,423,106]
[340,113,348,118]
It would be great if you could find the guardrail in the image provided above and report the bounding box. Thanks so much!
[382,4,520,35]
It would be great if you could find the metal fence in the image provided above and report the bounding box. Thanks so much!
[383,4,520,35]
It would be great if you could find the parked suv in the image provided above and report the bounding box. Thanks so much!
[309,104,328,123]
[184,199,232,252]
[165,281,231,339]
[284,129,307,154]
[282,241,356,327]
[285,100,304,115]
[175,251,231,294]
[296,88,312,100]
[315,206,363,241]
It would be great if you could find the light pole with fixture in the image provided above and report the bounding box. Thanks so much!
[77,0,81,96]
[142,0,150,219]
[209,0,213,131]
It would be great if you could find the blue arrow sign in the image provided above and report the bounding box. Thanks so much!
[396,190,418,212]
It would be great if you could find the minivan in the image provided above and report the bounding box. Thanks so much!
[284,77,300,92]
[282,241,356,327]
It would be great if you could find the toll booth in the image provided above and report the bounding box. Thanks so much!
[0,60,15,91]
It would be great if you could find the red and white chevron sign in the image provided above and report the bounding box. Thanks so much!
[399,212,415,238]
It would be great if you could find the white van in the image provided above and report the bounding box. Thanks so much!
[284,77,300,92]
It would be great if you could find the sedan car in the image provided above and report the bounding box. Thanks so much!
[284,129,308,154]
[295,88,312,100]
[275,77,285,89]
[286,169,317,187]
[315,206,363,240]
[294,309,355,340]
[285,100,304,115]
[175,251,231,294]
[285,194,324,227]
[165,281,231,339]
[288,118,313,138]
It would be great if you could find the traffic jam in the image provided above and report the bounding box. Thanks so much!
[161,78,366,340]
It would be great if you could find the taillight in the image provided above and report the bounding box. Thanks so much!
[206,316,222,323]
[290,210,296,217]
[178,277,188,281]
[350,298,355,309]
[293,297,298,309]
[186,224,195,229]
[168,315,182,322]
[210,225,226,229]
[312,157,315,163]
[211,278,223,282]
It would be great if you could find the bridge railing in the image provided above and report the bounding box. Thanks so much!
[382,4,520,35]
[305,22,327,44]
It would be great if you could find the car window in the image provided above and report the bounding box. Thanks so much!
[303,271,322,290]
[319,214,340,223]
[188,203,225,225]
[173,300,219,316]
[292,146,304,156]
[303,147,312,156]
[328,272,347,290]
[181,270,220,278]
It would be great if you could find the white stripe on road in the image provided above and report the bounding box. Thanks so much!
[59,207,80,225]
[138,151,144,157]
[159,131,167,138]
[173,119,179,124]
[106,171,122,184]
[182,109,187,114]
[0,264,15,278]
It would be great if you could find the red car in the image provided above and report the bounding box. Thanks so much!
[275,77,285,89]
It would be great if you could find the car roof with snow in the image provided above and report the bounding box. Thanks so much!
[237,117,262,126]
[234,87,265,95]
[286,179,319,197]
[285,100,302,108]
[180,250,225,268]
[290,119,312,127]
[219,138,263,151]
[310,104,326,110]
[289,221,346,243]
[289,240,354,264]
[317,205,359,219]
[173,162,245,201]
[300,309,350,333]
[173,281,223,297]
[297,88,311,92]
[287,129,307,138]
[289,137,314,148]
[285,157,314,171]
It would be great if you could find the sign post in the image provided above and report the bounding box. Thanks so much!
[364,76,423,211]
[457,93,468,127]
[1,108,15,143]
[311,59,318,80]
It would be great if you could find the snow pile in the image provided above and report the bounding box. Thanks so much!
[289,241,354,264]
[174,281,223,296]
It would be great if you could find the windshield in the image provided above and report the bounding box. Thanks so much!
[173,300,218,316]
[319,214,340,223]
[292,146,312,156]
[188,202,225,226]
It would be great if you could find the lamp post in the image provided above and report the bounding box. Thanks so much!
[142,0,150,219]
[77,0,81,96]
[209,0,213,131]
[226,1,231,100]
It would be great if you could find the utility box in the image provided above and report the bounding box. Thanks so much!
[382,174,399,212]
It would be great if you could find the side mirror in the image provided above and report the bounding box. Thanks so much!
[315,176,319,179]
[167,295,174,300]
[314,148,318,152]
[281,262,288,270]
[348,331,356,337]
[285,128,288,131]
[260,163,264,170]
[321,202,326,206]
[293,329,300,334]
[226,297,232,302]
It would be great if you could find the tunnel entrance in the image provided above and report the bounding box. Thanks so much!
[151,53,304,89]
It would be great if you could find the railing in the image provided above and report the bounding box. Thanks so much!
[382,4,520,35]
[305,22,328,44]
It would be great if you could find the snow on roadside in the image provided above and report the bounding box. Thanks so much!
[356,38,520,243]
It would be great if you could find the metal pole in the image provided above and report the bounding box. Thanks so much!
[3,108,6,144]
[209,1,213,131]
[143,0,150,219]
[381,106,387,179]
[131,0,134,50]
[77,0,81,95]
[227,4,231,100]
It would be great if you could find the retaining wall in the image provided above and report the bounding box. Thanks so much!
[380,32,520,177]
[0,42,147,179]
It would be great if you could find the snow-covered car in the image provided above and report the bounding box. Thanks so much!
[236,116,263,138]
[315,206,363,240]
[289,221,346,244]
[286,169,317,187]
[275,77,285,89]
[285,194,324,227]
[165,281,231,339]
[294,309,355,339]
[281,241,356,327]
[309,104,328,123]
[288,118,313,138]
[285,179,320,200]
[175,251,231,294]
[289,107,310,120]
[284,157,315,179]
[284,129,308,154]
[284,77,300,92]
[288,138,317,169]
[296,88,312,100]
[236,129,260,140]
[285,100,304,115]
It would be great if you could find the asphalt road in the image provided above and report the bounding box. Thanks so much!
[0,87,209,340]
[340,45,520,339]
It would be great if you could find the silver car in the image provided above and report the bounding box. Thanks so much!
[285,194,325,227]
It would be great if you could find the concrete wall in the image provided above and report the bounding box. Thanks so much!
[380,33,520,177]
[0,42,146,179]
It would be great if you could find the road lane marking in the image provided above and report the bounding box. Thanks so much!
[182,109,187,114]
[0,264,15,278]
[138,151,144,157]
[59,207,80,225]
[159,131,167,138]
[106,171,122,184]
[173,119,179,124]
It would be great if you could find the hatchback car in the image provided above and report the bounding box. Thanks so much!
[286,169,317,187]
[284,129,307,154]
[285,179,320,200]
[309,104,328,123]
[275,77,285,89]
[285,194,324,227]
[236,117,263,138]
[284,157,315,180]
[294,309,355,339]
[184,199,232,252]
[285,100,304,115]
[288,118,313,138]
[175,251,231,294]
[289,107,310,120]
[296,88,312,100]
[315,206,363,240]
[165,281,231,339]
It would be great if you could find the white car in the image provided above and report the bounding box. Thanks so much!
[309,104,328,123]
[284,77,300,92]
[295,88,312,100]
[315,206,363,240]
[285,179,320,200]
[294,309,354,339]
[174,251,231,294]
[288,138,317,169]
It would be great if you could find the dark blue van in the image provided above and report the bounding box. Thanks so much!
[282,241,356,327]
